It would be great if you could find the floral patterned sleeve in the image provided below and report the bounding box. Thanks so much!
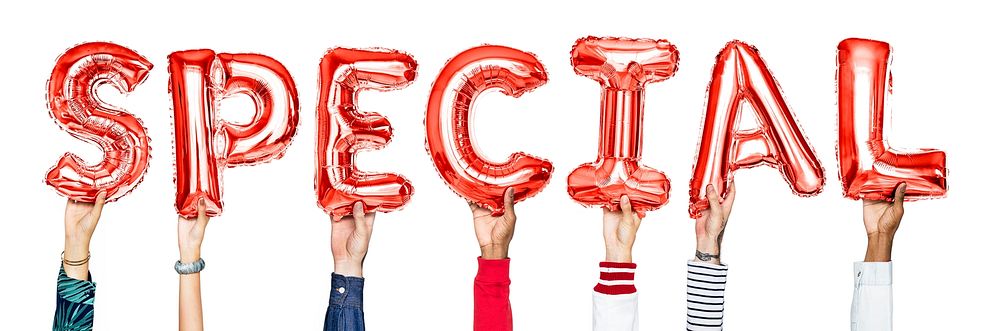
[53,265,96,331]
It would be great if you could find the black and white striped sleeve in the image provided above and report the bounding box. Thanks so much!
[686,261,728,331]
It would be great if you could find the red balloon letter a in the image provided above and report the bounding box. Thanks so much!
[689,40,825,218]
[837,38,947,201]
[316,48,416,219]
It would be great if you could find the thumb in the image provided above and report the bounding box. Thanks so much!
[196,198,210,229]
[892,182,907,215]
[502,187,516,221]
[90,191,108,220]
[352,201,368,235]
[619,195,634,222]
[706,184,722,214]
[197,198,208,221]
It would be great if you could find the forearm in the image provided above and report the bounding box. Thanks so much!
[686,262,728,331]
[592,262,638,331]
[179,274,203,331]
[323,273,365,331]
[474,257,512,331]
[53,266,96,330]
[851,262,893,331]
[178,247,203,331]
[688,232,727,330]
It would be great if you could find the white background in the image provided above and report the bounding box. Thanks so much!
[1,0,996,330]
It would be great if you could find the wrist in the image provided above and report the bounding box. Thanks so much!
[180,248,201,263]
[693,250,722,265]
[61,250,91,280]
[695,237,722,265]
[334,261,363,277]
[480,243,509,260]
[695,237,721,255]
[867,232,895,242]
[64,240,90,259]
[605,247,633,263]
[865,233,894,262]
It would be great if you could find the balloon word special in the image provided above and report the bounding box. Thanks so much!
[44,37,947,219]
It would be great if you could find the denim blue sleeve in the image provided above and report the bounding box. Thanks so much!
[53,266,96,331]
[323,273,365,331]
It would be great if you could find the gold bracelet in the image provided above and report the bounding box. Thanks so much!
[62,251,91,266]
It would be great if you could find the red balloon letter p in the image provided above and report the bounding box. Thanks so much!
[169,50,299,217]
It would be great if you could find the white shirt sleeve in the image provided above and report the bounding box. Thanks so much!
[851,262,893,331]
[687,261,728,331]
[593,262,638,331]
[593,292,638,331]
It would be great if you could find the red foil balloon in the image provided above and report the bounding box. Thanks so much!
[689,40,825,218]
[836,38,947,201]
[169,50,299,217]
[426,45,553,215]
[45,42,153,202]
[317,48,416,219]
[566,37,677,216]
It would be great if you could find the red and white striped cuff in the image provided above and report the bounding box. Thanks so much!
[593,262,636,295]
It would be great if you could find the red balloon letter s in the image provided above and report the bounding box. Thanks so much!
[566,37,678,216]
[45,42,153,202]
[317,48,416,219]
[837,38,947,201]
[426,45,553,215]
[169,50,299,217]
[689,41,825,218]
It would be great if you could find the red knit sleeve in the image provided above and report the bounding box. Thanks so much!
[474,257,512,331]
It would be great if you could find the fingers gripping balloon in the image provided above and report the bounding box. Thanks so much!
[836,38,947,201]
[316,48,416,219]
[169,50,299,217]
[45,42,153,202]
[426,45,553,215]
[566,37,678,216]
[688,41,825,218]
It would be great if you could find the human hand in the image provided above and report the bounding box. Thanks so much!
[471,188,516,260]
[64,192,107,280]
[331,202,375,277]
[602,196,642,263]
[178,199,210,264]
[694,179,736,265]
[862,182,906,262]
